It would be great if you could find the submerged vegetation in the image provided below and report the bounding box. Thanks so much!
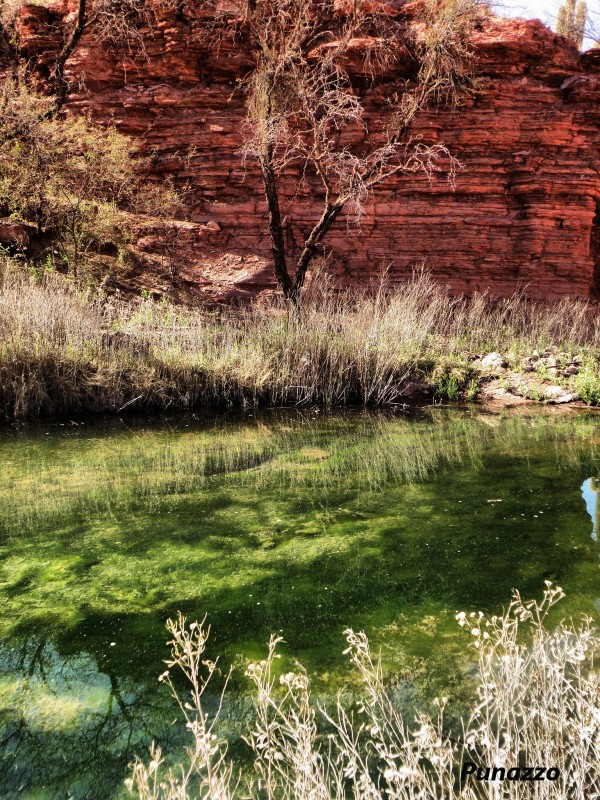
[1,409,598,797]
[0,264,599,419]
[128,584,599,800]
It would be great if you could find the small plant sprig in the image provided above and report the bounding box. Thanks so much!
[126,613,236,800]
[129,583,599,800]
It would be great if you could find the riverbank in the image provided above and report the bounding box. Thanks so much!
[1,266,599,420]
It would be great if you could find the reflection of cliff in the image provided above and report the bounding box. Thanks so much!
[10,4,600,302]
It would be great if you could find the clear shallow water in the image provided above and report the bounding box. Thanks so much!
[0,407,599,799]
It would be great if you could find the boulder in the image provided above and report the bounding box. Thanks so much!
[481,352,508,370]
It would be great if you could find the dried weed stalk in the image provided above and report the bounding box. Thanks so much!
[126,613,236,800]
[128,583,600,799]
[1,267,599,418]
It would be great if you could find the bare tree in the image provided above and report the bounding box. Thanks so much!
[1,0,148,117]
[229,0,485,306]
[584,2,600,46]
[0,0,90,113]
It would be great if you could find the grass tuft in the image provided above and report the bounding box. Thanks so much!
[1,261,599,419]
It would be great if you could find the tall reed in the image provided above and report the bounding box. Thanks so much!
[1,262,598,418]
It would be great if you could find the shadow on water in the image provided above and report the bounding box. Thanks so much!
[0,407,599,798]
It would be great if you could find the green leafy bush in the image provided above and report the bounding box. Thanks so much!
[575,365,600,405]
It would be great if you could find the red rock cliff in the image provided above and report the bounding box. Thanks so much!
[11,2,600,301]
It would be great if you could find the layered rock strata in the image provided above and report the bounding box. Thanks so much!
[10,2,600,301]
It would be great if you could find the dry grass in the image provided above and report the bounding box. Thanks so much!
[127,584,600,799]
[0,261,599,419]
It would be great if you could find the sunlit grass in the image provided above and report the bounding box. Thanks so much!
[1,262,599,418]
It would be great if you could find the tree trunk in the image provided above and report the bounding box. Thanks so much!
[289,202,343,304]
[0,22,17,70]
[54,0,88,111]
[261,148,347,308]
[260,152,294,301]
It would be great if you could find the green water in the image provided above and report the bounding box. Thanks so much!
[0,407,599,799]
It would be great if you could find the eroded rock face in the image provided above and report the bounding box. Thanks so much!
[12,2,600,302]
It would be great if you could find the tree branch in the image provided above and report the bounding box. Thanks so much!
[292,201,342,302]
[54,0,89,111]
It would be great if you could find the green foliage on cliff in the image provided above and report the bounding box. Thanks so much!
[0,77,181,273]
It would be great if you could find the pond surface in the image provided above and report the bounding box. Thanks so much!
[0,407,599,799]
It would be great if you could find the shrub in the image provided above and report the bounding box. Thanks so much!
[127,583,599,799]
[575,366,600,405]
[0,78,180,273]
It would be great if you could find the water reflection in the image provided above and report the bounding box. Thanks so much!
[0,408,599,799]
[0,636,257,800]
[582,478,599,540]
[0,637,178,799]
